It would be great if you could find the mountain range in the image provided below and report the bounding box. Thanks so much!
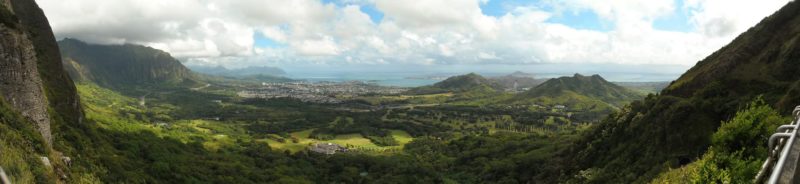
[59,38,198,88]
[407,72,643,113]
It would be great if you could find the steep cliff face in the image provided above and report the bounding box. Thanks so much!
[0,0,82,147]
[58,39,198,88]
[9,0,83,130]
[0,1,51,145]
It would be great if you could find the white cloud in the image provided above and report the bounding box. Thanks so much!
[218,0,336,26]
[686,0,789,38]
[293,36,341,56]
[376,0,481,28]
[478,52,500,60]
[35,0,794,69]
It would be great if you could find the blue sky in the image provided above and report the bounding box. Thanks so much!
[320,0,695,32]
[267,0,625,45]
[253,0,698,51]
[253,31,282,48]
[479,0,617,31]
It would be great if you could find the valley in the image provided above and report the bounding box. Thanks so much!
[52,53,607,182]
[73,67,605,155]
[2,0,799,183]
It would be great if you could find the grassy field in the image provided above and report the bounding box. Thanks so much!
[263,129,415,153]
[390,130,413,144]
[356,93,453,105]
[78,83,250,151]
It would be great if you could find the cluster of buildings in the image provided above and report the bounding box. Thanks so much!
[238,81,407,103]
[309,142,348,155]
[499,104,566,110]
[503,81,531,93]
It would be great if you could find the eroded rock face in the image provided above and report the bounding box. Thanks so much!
[0,1,52,145]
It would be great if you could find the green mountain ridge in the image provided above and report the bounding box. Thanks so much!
[58,38,199,88]
[406,73,502,95]
[434,73,500,90]
[544,1,800,183]
[519,74,643,107]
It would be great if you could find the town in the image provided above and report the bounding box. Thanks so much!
[237,81,408,103]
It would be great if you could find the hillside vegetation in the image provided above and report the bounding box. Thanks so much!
[523,74,642,106]
[59,39,199,88]
[406,73,502,95]
[514,74,643,111]
[541,1,800,183]
[652,98,786,183]
[0,97,54,183]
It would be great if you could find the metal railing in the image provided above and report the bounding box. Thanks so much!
[755,105,800,183]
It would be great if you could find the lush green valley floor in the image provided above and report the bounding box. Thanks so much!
[52,81,592,183]
[7,79,779,183]
[1,79,779,183]
[263,129,414,153]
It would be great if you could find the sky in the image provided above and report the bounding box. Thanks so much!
[35,0,792,78]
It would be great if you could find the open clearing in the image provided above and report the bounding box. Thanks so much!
[263,129,414,153]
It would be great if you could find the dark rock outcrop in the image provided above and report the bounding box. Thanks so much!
[0,0,82,147]
[0,0,51,145]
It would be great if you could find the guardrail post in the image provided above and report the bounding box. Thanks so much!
[793,105,800,116]
[770,133,794,155]
[777,125,796,133]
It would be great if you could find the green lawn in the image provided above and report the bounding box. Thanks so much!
[356,93,453,105]
[391,130,413,145]
[264,129,415,153]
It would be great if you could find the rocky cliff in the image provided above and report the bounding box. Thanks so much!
[0,0,82,147]
[59,39,198,88]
